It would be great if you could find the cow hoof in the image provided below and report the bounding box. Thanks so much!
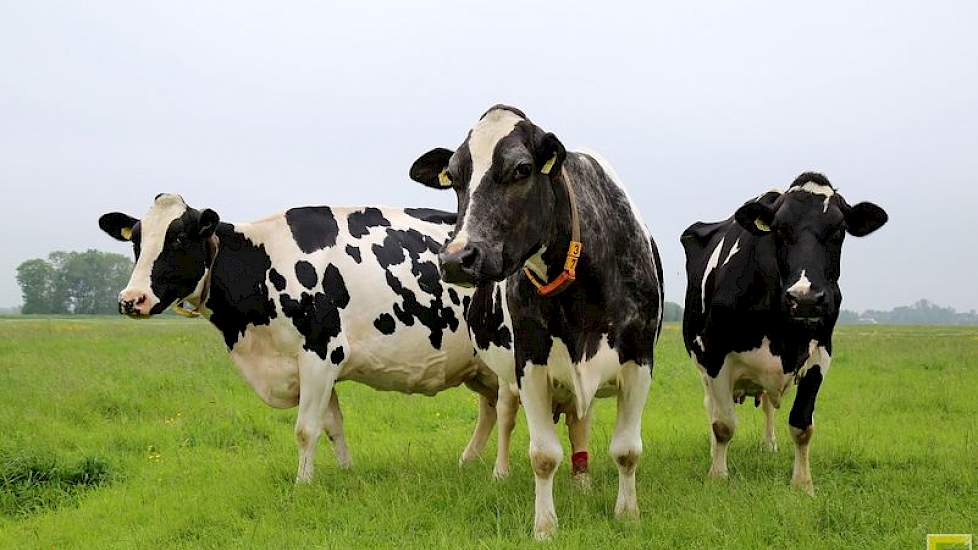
[533,517,557,541]
[336,458,352,470]
[792,479,815,496]
[572,472,592,492]
[492,465,510,480]
[707,468,729,480]
[459,450,479,465]
[614,501,640,521]
[766,440,779,453]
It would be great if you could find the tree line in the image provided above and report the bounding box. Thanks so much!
[15,250,132,314]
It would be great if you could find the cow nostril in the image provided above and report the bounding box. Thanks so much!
[459,247,480,269]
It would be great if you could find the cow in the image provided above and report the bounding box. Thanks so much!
[98,195,519,483]
[680,172,888,494]
[409,105,663,539]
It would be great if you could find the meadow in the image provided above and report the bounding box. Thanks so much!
[0,317,974,548]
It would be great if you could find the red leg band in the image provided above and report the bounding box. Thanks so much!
[571,451,589,474]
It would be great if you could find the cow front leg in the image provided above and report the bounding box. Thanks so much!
[520,365,562,540]
[324,390,351,469]
[566,404,593,489]
[610,362,651,520]
[294,351,341,483]
[788,365,824,495]
[460,392,497,464]
[761,392,778,452]
[702,366,737,479]
[493,386,519,480]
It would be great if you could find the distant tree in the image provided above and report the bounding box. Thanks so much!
[15,258,63,314]
[15,250,132,314]
[663,301,684,322]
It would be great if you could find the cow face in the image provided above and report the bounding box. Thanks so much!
[98,194,220,317]
[409,105,566,286]
[735,173,887,322]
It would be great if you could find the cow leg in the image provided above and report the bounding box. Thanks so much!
[610,362,651,520]
[788,365,823,495]
[520,365,562,540]
[761,392,778,452]
[323,390,351,469]
[566,400,593,489]
[702,365,737,479]
[295,352,341,483]
[493,386,519,480]
[460,393,497,464]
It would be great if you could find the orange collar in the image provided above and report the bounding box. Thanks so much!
[522,168,583,297]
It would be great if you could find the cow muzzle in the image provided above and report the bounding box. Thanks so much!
[438,244,483,287]
[784,289,827,321]
[118,288,157,318]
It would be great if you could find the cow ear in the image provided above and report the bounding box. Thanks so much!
[735,201,775,235]
[99,212,138,242]
[198,209,220,238]
[844,201,887,237]
[537,132,566,176]
[410,148,454,189]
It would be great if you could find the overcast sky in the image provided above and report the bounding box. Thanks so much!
[2,1,976,312]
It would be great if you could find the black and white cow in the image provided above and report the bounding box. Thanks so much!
[98,195,512,482]
[410,105,663,539]
[681,172,887,494]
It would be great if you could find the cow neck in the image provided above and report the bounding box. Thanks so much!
[171,233,220,318]
[522,166,582,297]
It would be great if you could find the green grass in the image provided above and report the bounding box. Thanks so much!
[0,318,975,548]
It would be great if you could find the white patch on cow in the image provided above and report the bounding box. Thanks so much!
[448,109,523,250]
[695,335,706,352]
[722,237,740,267]
[787,269,812,298]
[548,336,623,419]
[788,181,834,213]
[577,148,663,335]
[701,236,726,313]
[121,194,188,308]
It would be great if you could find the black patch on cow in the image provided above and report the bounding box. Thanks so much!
[345,245,362,264]
[789,366,823,430]
[278,263,350,360]
[480,104,527,120]
[373,313,396,334]
[294,261,317,289]
[370,227,458,348]
[330,346,345,365]
[285,206,338,253]
[467,284,512,351]
[403,208,457,225]
[347,207,391,238]
[269,268,286,291]
[448,288,460,306]
[206,224,278,349]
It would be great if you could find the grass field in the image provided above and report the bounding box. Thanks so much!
[0,317,975,548]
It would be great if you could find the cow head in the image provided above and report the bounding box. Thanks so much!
[735,172,888,323]
[98,194,220,317]
[409,105,566,287]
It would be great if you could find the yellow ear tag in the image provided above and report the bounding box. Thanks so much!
[438,169,452,187]
[540,154,557,175]
[120,227,133,240]
[754,219,771,232]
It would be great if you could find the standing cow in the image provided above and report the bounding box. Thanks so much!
[681,172,887,493]
[410,105,663,539]
[99,195,511,482]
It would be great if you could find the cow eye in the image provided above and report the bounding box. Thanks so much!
[514,163,533,180]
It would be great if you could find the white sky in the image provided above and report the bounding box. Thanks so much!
[1,1,976,311]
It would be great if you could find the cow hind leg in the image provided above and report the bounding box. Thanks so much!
[520,365,562,540]
[761,392,778,452]
[566,404,593,490]
[493,386,519,480]
[460,393,497,465]
[324,390,351,469]
[610,362,651,520]
[702,365,737,479]
[789,365,823,495]
[294,351,341,483]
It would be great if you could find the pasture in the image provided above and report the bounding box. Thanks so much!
[0,317,974,548]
